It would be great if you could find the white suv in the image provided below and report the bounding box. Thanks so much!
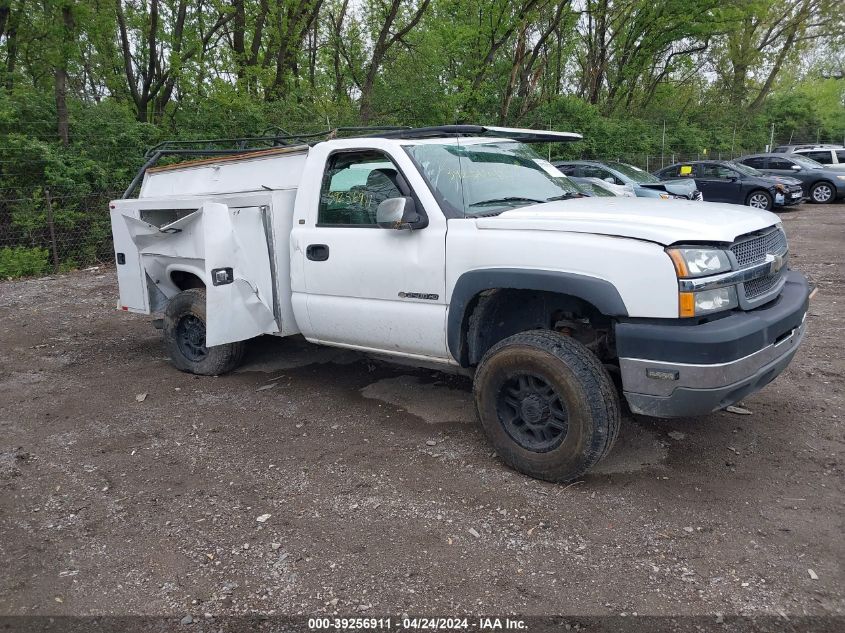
[776,144,845,170]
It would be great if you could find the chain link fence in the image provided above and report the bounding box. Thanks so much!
[0,189,121,278]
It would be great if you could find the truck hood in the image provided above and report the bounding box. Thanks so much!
[474,197,779,245]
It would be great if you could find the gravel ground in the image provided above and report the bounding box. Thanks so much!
[0,203,842,626]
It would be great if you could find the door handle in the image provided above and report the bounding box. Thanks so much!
[306,244,330,261]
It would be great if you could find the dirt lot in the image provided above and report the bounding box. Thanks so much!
[0,203,843,625]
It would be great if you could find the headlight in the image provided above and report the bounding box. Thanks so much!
[667,248,731,277]
[679,287,739,317]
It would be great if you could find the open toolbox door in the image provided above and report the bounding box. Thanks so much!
[110,206,150,313]
[202,202,279,347]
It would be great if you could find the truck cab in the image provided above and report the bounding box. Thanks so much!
[110,126,810,483]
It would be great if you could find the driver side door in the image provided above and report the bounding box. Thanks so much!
[294,149,450,360]
[694,164,742,203]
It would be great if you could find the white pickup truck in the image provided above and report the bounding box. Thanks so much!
[110,125,810,482]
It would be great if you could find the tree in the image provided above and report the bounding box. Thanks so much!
[114,0,232,122]
[352,0,431,123]
[714,0,844,110]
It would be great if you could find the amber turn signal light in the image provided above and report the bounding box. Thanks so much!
[679,292,695,317]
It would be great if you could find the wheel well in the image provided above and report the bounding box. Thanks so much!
[171,270,205,291]
[463,289,613,366]
[811,180,834,190]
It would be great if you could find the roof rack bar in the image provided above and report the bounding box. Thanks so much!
[142,126,413,158]
[368,124,583,143]
[123,150,163,199]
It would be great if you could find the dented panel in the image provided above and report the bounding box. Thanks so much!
[202,203,279,346]
[110,197,281,346]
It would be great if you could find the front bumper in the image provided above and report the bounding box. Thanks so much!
[775,187,805,206]
[616,271,810,418]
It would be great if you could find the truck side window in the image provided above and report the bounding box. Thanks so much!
[318,151,404,226]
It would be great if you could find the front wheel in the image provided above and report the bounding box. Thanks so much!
[163,288,245,375]
[810,182,834,204]
[746,190,773,210]
[473,330,620,482]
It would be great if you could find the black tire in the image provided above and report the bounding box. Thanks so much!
[473,330,620,482]
[746,190,773,210]
[163,288,245,375]
[810,181,835,204]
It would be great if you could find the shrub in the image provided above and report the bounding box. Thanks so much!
[0,246,51,278]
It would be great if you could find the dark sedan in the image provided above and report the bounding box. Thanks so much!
[653,160,804,210]
[736,153,845,204]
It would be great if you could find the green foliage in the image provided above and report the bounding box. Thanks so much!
[0,0,842,278]
[0,247,50,278]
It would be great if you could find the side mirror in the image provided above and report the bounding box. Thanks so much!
[603,177,615,184]
[376,197,422,230]
[791,164,801,171]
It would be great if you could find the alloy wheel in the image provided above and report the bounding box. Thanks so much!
[813,184,833,203]
[748,193,770,209]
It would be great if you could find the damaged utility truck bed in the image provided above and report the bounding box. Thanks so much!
[110,125,810,482]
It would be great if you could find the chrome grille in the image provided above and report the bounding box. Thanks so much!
[744,270,784,300]
[730,229,787,267]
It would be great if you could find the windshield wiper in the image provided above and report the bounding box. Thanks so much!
[546,192,584,201]
[469,196,545,207]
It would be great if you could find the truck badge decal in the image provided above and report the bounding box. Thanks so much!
[398,292,439,301]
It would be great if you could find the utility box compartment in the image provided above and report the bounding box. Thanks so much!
[109,185,299,344]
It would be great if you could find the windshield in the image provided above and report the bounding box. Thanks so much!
[791,154,824,168]
[730,161,764,176]
[606,161,662,183]
[404,141,583,216]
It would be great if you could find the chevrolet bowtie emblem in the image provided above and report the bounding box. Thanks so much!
[771,254,784,273]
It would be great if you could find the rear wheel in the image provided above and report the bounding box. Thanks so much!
[810,182,834,204]
[473,330,620,483]
[746,190,773,210]
[163,288,245,375]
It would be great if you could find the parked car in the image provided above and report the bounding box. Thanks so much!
[654,160,804,210]
[773,144,845,169]
[570,176,635,197]
[736,153,845,204]
[555,160,702,200]
[110,125,810,483]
